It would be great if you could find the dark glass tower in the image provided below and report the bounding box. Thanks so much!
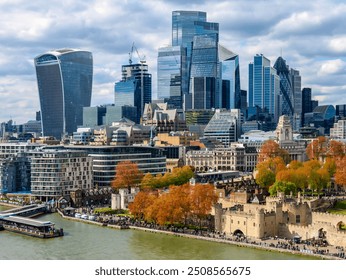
[114,63,151,123]
[34,49,93,140]
[219,45,241,110]
[248,54,280,121]
[274,56,294,117]
[157,46,187,109]
[171,11,219,109]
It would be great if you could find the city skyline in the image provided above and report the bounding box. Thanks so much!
[0,0,345,123]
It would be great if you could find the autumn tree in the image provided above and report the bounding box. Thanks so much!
[323,157,336,178]
[128,191,158,220]
[306,136,327,160]
[327,140,346,160]
[258,140,289,163]
[334,156,346,187]
[308,168,330,194]
[190,183,218,228]
[112,161,143,190]
[255,167,275,188]
[288,160,303,170]
[166,184,192,225]
[255,157,286,189]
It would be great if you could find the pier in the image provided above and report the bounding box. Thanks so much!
[0,204,63,238]
[0,204,48,218]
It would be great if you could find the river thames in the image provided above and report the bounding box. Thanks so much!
[0,205,318,260]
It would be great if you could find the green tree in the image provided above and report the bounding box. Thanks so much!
[269,181,297,196]
[256,167,275,188]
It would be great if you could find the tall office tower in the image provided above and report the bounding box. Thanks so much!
[114,63,151,123]
[169,10,219,109]
[302,87,312,126]
[34,49,93,140]
[240,90,247,119]
[248,54,280,122]
[336,104,346,120]
[219,45,241,110]
[188,33,219,109]
[157,46,187,109]
[273,57,294,118]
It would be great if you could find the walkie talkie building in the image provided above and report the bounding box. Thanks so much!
[34,49,93,140]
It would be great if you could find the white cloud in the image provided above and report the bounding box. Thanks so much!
[0,0,346,124]
[318,59,346,76]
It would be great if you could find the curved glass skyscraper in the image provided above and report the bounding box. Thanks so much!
[274,56,294,117]
[34,49,93,139]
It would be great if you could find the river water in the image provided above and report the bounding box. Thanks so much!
[0,205,317,260]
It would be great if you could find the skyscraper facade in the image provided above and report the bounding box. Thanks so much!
[34,49,93,140]
[157,46,187,109]
[157,10,219,110]
[248,54,280,121]
[188,33,219,109]
[274,57,294,117]
[114,63,151,123]
[219,45,241,110]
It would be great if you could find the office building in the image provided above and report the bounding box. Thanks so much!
[157,46,187,109]
[63,145,166,188]
[219,45,241,110]
[114,63,151,123]
[248,54,280,122]
[34,49,93,140]
[273,57,294,117]
[336,104,346,120]
[188,33,219,109]
[83,105,137,127]
[204,109,241,146]
[157,11,219,110]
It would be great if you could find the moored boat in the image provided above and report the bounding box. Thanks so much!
[1,216,63,238]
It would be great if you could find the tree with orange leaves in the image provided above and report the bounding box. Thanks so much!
[327,140,346,160]
[306,136,327,160]
[128,191,157,220]
[334,156,346,187]
[111,161,144,190]
[258,140,289,163]
[190,183,218,227]
[255,156,286,189]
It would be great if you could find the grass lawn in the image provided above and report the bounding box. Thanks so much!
[327,200,346,215]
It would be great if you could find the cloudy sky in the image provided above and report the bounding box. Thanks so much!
[0,0,345,124]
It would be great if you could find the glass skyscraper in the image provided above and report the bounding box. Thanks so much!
[248,54,280,121]
[114,63,151,123]
[273,56,294,117]
[219,45,241,110]
[34,49,93,140]
[188,33,219,109]
[157,46,187,109]
[156,11,219,110]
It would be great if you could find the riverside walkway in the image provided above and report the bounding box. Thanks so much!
[58,208,346,260]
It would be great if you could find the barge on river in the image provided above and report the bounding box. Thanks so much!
[0,216,64,238]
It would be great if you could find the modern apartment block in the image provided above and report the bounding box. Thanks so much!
[34,49,93,139]
[63,145,166,188]
[30,149,93,201]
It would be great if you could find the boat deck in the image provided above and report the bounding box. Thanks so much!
[1,215,63,238]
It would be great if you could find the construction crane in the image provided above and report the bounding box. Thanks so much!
[128,42,146,65]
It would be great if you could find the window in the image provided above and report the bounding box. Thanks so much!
[296,215,300,223]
